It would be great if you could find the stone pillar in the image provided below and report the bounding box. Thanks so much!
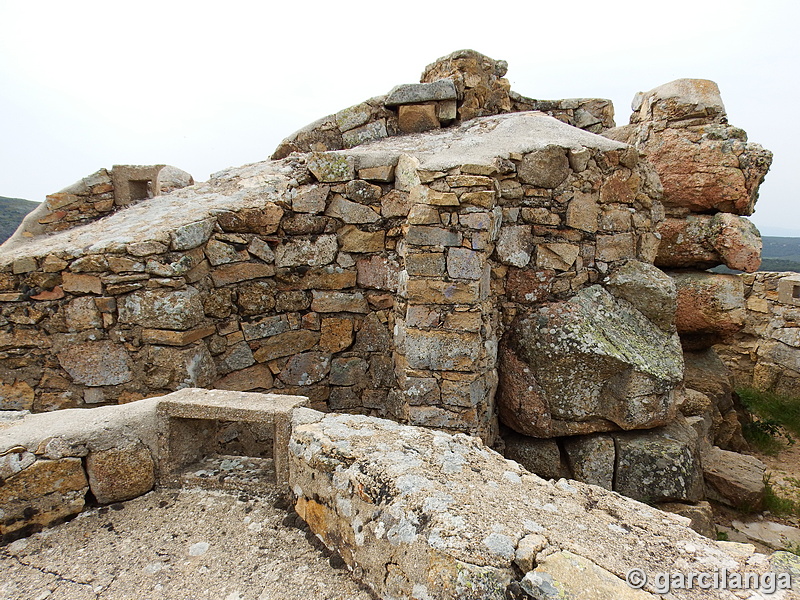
[390,155,501,443]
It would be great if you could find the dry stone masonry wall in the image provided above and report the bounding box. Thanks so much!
[1,50,799,598]
[0,50,779,523]
[272,50,615,160]
[6,165,193,242]
[715,271,800,396]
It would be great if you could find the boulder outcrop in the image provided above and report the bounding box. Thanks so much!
[498,285,683,437]
[289,409,787,600]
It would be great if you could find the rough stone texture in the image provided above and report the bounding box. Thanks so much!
[671,271,746,350]
[118,287,204,331]
[57,341,133,387]
[517,147,570,188]
[397,104,441,134]
[562,434,615,490]
[498,286,683,437]
[0,54,766,496]
[714,272,800,397]
[616,78,772,217]
[656,501,716,538]
[613,418,705,504]
[683,348,748,451]
[502,432,567,480]
[0,458,88,541]
[603,259,677,332]
[703,446,766,510]
[523,551,656,599]
[85,442,155,504]
[4,165,193,243]
[655,213,762,272]
[385,79,457,106]
[290,409,780,600]
[0,488,376,600]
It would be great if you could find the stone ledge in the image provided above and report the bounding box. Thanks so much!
[289,409,779,600]
[0,389,308,543]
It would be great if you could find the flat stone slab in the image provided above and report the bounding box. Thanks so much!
[157,388,307,422]
[702,446,766,510]
[385,79,457,106]
[732,519,800,551]
[342,112,628,172]
[158,388,308,493]
[289,409,781,600]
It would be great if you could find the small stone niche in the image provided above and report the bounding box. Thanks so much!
[778,274,800,306]
[127,179,151,202]
[156,389,307,498]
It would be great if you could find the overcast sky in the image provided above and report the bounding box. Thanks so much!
[1,0,797,235]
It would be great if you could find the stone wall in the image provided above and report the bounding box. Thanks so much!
[0,397,159,542]
[290,409,795,600]
[4,396,795,598]
[0,51,776,517]
[715,272,800,396]
[604,78,773,453]
[5,165,193,244]
[0,109,663,447]
[271,50,614,160]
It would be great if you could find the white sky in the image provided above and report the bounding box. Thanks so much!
[1,0,798,235]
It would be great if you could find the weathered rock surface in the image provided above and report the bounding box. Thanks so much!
[614,78,772,217]
[671,271,746,349]
[714,272,800,398]
[85,442,155,504]
[703,446,766,510]
[290,409,780,600]
[522,551,656,599]
[562,434,615,490]
[3,165,194,244]
[502,432,567,480]
[656,501,716,538]
[603,259,677,332]
[0,457,88,541]
[656,213,762,272]
[613,418,705,503]
[498,285,683,437]
[683,348,748,451]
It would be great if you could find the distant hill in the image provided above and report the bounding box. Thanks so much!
[0,196,38,243]
[760,236,800,272]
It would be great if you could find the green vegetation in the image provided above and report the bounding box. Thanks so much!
[738,387,800,454]
[763,473,800,517]
[783,542,800,557]
[0,196,38,243]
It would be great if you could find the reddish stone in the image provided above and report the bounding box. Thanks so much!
[505,268,555,303]
[31,286,65,300]
[356,256,401,291]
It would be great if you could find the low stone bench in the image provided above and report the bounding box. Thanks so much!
[1,389,307,543]
[156,389,307,493]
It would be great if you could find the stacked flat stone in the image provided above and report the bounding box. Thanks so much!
[0,52,775,522]
[271,50,615,160]
[606,78,773,350]
[9,165,193,240]
[0,110,667,449]
[716,271,800,396]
